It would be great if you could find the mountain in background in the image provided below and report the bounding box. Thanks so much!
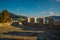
[45,16,60,22]
[45,16,60,19]
[9,12,27,19]
[0,10,60,22]
[0,10,27,19]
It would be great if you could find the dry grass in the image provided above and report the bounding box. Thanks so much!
[0,24,44,40]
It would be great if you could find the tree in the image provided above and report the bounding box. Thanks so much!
[1,10,11,23]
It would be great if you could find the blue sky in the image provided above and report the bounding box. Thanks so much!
[0,0,60,17]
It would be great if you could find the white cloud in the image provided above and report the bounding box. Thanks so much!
[17,9,20,10]
[49,12,54,15]
[56,0,60,1]
[37,6,40,8]
[50,8,53,10]
[41,11,46,13]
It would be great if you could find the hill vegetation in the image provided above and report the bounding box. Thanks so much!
[0,10,11,23]
[0,10,27,23]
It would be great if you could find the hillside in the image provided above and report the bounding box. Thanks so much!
[0,10,27,19]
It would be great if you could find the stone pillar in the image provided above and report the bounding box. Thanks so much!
[40,18,43,24]
[34,17,37,23]
[27,17,30,23]
[43,17,45,24]
[48,18,54,26]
